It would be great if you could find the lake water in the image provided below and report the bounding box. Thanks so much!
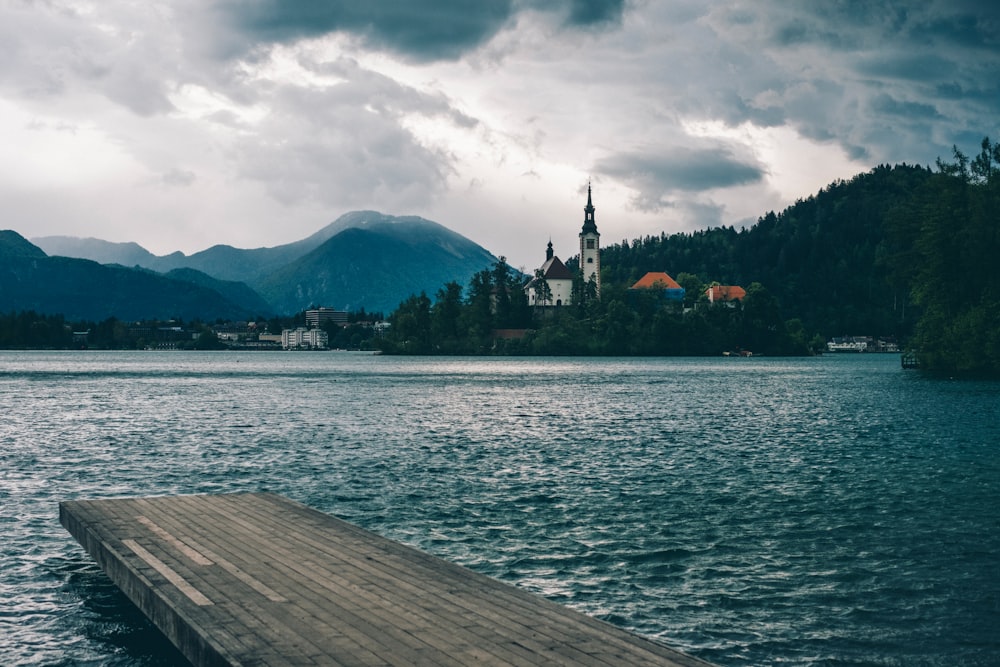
[1,351,998,666]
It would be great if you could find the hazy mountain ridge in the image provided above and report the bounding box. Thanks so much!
[29,236,183,268]
[31,211,483,284]
[22,211,499,318]
[0,237,258,321]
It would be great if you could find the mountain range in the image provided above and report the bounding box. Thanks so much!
[3,212,497,321]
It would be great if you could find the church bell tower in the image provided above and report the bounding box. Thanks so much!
[579,183,601,298]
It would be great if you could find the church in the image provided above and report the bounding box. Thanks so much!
[524,184,602,307]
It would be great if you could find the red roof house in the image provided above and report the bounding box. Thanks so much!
[628,272,685,302]
[630,272,682,290]
[705,285,746,304]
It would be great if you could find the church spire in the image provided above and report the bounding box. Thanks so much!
[579,182,601,299]
[581,181,598,234]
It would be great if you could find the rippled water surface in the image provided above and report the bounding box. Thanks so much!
[2,351,998,666]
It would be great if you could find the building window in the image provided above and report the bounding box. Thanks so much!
[586,239,595,249]
[587,257,593,263]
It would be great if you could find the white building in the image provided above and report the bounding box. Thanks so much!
[525,185,602,307]
[281,327,329,349]
[525,241,575,307]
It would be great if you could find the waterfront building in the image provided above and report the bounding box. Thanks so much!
[281,327,329,350]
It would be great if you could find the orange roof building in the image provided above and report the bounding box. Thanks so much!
[630,272,682,290]
[628,272,685,302]
[705,285,746,303]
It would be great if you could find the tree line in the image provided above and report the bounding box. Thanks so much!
[379,258,816,356]
[0,312,221,350]
[0,309,383,351]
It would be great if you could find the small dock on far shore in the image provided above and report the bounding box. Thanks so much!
[60,492,713,666]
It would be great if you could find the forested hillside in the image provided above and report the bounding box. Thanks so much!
[382,137,1000,374]
[888,139,1000,375]
[601,163,935,340]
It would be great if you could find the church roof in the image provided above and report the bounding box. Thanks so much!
[630,272,682,290]
[539,256,573,280]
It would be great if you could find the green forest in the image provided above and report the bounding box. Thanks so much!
[380,138,1000,375]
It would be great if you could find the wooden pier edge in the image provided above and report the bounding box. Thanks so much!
[60,497,233,667]
[60,492,715,667]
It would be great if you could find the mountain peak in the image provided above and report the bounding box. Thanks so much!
[302,210,436,247]
[0,230,47,259]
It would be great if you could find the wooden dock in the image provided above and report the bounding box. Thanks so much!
[60,492,713,667]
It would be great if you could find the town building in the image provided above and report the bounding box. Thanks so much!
[305,308,348,327]
[629,272,686,302]
[213,321,256,342]
[705,285,746,306]
[281,327,329,350]
[258,333,283,345]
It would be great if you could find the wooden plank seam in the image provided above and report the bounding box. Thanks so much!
[137,514,288,603]
[136,515,214,565]
[122,539,214,607]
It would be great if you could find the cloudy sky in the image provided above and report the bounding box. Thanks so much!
[3,1,998,272]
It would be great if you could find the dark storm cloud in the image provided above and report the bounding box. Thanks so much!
[870,94,941,121]
[854,53,957,82]
[596,146,765,211]
[218,0,625,62]
[766,1,995,52]
[219,1,513,62]
[707,0,1000,167]
[561,0,625,27]
[909,7,1000,49]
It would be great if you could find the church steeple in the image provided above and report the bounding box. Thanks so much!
[581,182,598,235]
[579,182,601,298]
[546,239,554,261]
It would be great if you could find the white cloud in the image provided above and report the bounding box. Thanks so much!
[1,0,996,271]
[0,99,138,189]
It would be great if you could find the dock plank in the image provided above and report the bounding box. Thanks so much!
[214,496,648,665]
[174,497,580,666]
[61,492,713,667]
